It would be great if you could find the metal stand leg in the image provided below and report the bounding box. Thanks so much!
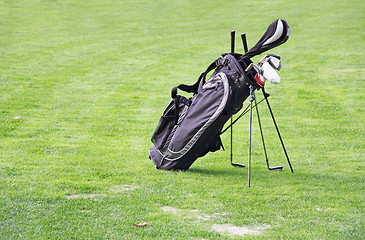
[230,117,233,163]
[248,85,254,187]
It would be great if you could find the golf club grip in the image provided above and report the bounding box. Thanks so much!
[231,30,235,53]
[241,33,248,53]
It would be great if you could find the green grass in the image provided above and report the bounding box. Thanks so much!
[0,0,364,239]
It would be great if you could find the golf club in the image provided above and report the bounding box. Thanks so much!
[262,88,294,173]
[259,54,281,70]
[254,92,283,171]
[229,30,246,168]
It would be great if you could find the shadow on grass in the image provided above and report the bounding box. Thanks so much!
[188,166,245,177]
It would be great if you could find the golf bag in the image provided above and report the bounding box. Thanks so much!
[149,19,290,171]
[149,54,258,170]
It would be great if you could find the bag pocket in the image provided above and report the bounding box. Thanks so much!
[151,97,190,149]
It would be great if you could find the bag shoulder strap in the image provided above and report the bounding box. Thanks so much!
[169,55,237,124]
[170,58,226,125]
[171,60,218,98]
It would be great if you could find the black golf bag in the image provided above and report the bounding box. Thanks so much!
[149,19,290,171]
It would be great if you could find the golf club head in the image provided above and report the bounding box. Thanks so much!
[231,162,246,168]
[242,19,290,59]
[269,166,283,171]
[258,54,282,71]
[266,158,283,171]
[262,62,281,84]
[245,63,263,74]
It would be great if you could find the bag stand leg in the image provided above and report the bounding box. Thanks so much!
[248,85,254,187]
[227,87,294,187]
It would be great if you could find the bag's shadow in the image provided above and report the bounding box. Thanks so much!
[188,166,245,177]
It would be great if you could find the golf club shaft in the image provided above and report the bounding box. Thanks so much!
[254,93,282,171]
[254,92,269,165]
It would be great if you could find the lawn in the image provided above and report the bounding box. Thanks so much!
[0,0,364,239]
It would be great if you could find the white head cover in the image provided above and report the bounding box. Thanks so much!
[262,62,281,84]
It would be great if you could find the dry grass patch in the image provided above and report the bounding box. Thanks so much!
[211,223,271,237]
